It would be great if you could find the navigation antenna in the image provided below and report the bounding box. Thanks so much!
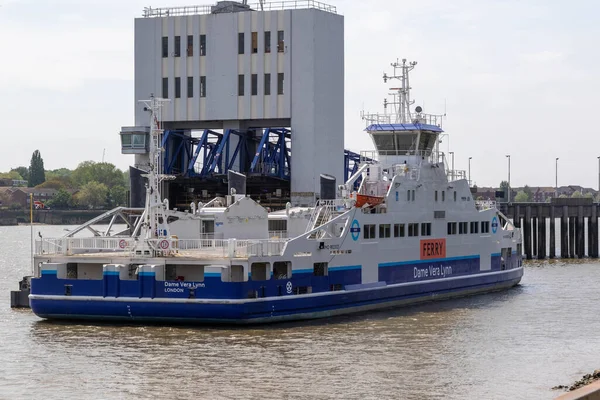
[139,95,175,241]
[382,59,417,124]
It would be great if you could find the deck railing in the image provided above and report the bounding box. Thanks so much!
[142,1,336,17]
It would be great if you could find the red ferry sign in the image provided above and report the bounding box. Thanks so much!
[420,239,446,260]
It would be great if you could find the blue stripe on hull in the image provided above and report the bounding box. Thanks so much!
[30,268,523,324]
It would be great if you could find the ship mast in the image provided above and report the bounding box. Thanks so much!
[383,58,417,124]
[139,95,174,240]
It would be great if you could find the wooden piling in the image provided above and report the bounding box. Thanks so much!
[524,206,532,259]
[569,216,576,259]
[549,206,556,258]
[561,207,569,259]
[592,206,598,258]
[577,206,585,258]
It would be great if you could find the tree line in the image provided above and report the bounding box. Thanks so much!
[498,181,596,202]
[0,150,128,210]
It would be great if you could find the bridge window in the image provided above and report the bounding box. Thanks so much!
[264,31,271,53]
[162,36,168,58]
[394,223,405,237]
[459,222,468,234]
[408,223,419,237]
[421,223,431,236]
[200,34,206,56]
[174,36,181,57]
[363,224,376,239]
[379,224,391,238]
[447,222,457,235]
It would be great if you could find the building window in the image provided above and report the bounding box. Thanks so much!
[363,224,376,239]
[470,221,479,234]
[277,30,284,52]
[394,223,405,237]
[454,191,457,201]
[200,76,206,97]
[379,224,391,238]
[187,35,193,56]
[434,211,445,219]
[442,191,445,201]
[175,77,181,98]
[187,77,193,98]
[251,32,258,53]
[421,223,431,236]
[162,77,168,98]
[264,73,271,95]
[412,190,416,201]
[238,32,244,54]
[277,73,284,95]
[408,223,419,237]
[200,34,206,56]
[481,221,490,234]
[251,74,257,95]
[174,36,181,57]
[447,222,457,235]
[435,191,438,202]
[459,222,468,234]
[162,36,168,58]
[264,31,271,53]
[238,74,244,96]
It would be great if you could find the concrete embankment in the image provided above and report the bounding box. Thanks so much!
[0,210,107,225]
[555,371,600,399]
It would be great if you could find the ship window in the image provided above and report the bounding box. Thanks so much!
[314,262,328,276]
[174,36,181,57]
[162,36,168,57]
[363,224,376,239]
[394,223,405,237]
[251,32,258,53]
[264,73,271,95]
[435,191,438,202]
[442,191,445,201]
[421,223,431,236]
[264,31,271,53]
[447,222,457,235]
[187,35,193,56]
[238,32,244,54]
[470,221,479,234]
[481,221,490,234]
[175,77,181,98]
[251,262,270,281]
[459,222,468,234]
[200,34,206,56]
[454,191,457,201]
[408,223,419,237]
[273,261,291,279]
[379,224,391,238]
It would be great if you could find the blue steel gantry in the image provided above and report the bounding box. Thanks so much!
[162,128,363,183]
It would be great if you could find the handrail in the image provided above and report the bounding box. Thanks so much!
[142,1,337,18]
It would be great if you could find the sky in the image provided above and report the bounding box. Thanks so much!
[1,0,599,188]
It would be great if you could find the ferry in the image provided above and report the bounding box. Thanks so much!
[28,59,523,324]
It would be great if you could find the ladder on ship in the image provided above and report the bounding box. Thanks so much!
[307,203,333,239]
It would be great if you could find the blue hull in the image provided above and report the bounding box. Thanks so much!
[29,268,523,324]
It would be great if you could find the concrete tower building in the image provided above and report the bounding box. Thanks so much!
[122,1,344,206]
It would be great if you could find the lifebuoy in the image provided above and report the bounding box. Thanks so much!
[159,240,169,250]
[119,239,126,249]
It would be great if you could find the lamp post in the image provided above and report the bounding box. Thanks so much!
[597,156,600,198]
[468,157,472,186]
[555,157,559,197]
[506,154,511,202]
[449,151,455,180]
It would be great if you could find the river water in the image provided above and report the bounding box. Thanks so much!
[1,225,598,400]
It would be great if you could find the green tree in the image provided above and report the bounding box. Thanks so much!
[28,150,46,187]
[499,180,509,200]
[46,189,72,209]
[522,185,533,201]
[559,194,568,198]
[107,185,127,207]
[11,166,29,182]
[571,190,583,198]
[0,171,23,180]
[514,191,529,202]
[76,181,108,209]
[72,161,126,189]
[584,192,594,199]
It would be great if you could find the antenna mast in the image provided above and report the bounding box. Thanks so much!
[383,59,417,124]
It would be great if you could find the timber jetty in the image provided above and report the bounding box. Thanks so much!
[498,198,598,260]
